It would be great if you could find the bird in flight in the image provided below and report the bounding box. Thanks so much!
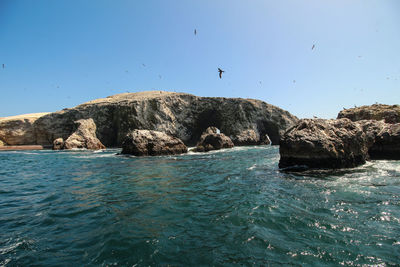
[194,29,197,35]
[218,68,225,79]
[2,64,4,69]
[311,44,315,50]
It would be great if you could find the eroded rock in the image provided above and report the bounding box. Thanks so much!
[121,129,187,156]
[62,119,105,150]
[195,127,234,152]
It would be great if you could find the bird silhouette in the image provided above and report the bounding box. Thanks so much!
[194,29,197,35]
[311,44,315,50]
[2,64,4,69]
[218,68,224,79]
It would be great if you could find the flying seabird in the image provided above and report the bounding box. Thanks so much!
[2,64,4,69]
[194,29,197,35]
[311,44,315,50]
[218,68,224,79]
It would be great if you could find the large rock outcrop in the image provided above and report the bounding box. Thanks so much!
[0,113,49,145]
[3,91,297,147]
[338,104,400,124]
[52,118,105,150]
[121,129,187,156]
[195,127,234,152]
[279,118,400,170]
[279,119,369,169]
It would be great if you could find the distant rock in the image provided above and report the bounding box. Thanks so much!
[279,119,369,169]
[195,127,234,152]
[338,104,400,124]
[121,129,187,156]
[233,129,270,145]
[54,118,105,150]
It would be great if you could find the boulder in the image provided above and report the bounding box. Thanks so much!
[195,127,234,152]
[52,138,64,150]
[279,119,369,169]
[62,119,105,150]
[121,129,187,156]
[338,104,400,124]
[0,139,5,146]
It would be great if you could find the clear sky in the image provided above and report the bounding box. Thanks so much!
[0,0,399,118]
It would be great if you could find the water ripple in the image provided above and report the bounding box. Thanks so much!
[0,147,399,265]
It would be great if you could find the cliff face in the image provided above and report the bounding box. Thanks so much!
[2,91,298,147]
[0,113,50,145]
[338,104,400,123]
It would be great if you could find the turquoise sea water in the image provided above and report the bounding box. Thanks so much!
[0,146,399,266]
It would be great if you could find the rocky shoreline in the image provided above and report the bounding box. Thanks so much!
[279,104,400,171]
[1,93,398,170]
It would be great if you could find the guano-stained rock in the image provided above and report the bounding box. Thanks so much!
[338,104,400,124]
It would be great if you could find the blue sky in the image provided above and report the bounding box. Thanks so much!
[0,0,399,118]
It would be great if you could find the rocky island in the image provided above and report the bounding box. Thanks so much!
[0,91,298,153]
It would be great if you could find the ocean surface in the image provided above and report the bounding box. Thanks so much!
[0,146,399,266]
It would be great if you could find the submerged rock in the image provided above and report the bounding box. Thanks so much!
[279,119,369,169]
[338,104,400,124]
[195,127,234,152]
[54,118,105,150]
[121,129,187,156]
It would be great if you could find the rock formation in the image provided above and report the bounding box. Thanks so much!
[0,139,5,146]
[338,104,400,124]
[358,120,400,160]
[53,118,105,150]
[121,129,187,156]
[195,127,234,152]
[279,119,369,169]
[0,91,297,147]
[279,117,400,170]
[0,113,49,145]
[52,138,64,150]
[234,129,270,146]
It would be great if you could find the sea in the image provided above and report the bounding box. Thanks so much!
[0,146,399,266]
